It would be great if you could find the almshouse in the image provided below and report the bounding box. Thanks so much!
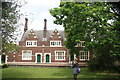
[7,18,90,63]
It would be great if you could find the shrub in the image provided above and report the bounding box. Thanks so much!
[88,54,114,72]
[2,64,9,68]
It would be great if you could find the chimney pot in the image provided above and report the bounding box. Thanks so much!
[44,19,47,22]
[25,18,28,21]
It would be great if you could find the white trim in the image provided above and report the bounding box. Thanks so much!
[74,54,76,59]
[57,33,60,35]
[34,36,37,38]
[35,53,42,63]
[5,55,8,63]
[19,46,65,47]
[50,36,53,38]
[7,62,69,64]
[59,36,61,38]
[55,50,66,61]
[44,53,51,63]
[55,29,57,32]
[69,55,70,63]
[7,62,35,63]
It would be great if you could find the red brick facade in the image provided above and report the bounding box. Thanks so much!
[7,19,90,63]
[7,19,70,63]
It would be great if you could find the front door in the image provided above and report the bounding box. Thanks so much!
[37,55,41,63]
[46,54,49,63]
[70,55,74,61]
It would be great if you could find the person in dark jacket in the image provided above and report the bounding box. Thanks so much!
[71,58,80,80]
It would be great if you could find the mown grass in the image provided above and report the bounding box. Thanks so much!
[2,67,119,78]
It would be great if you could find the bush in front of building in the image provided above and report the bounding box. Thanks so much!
[2,64,9,68]
[88,53,114,72]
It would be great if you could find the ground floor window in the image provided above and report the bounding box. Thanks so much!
[79,51,89,61]
[55,51,66,60]
[22,50,32,60]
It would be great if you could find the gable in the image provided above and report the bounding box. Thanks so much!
[21,29,65,41]
[50,29,62,40]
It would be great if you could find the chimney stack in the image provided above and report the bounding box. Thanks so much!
[44,19,47,30]
[43,19,47,38]
[24,18,28,32]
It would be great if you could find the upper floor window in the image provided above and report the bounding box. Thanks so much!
[50,41,62,47]
[26,41,37,47]
[75,41,85,47]
[22,50,32,60]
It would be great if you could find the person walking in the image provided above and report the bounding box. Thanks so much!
[71,58,80,80]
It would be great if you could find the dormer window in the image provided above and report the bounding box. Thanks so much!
[50,41,62,47]
[26,40,37,47]
[75,41,85,47]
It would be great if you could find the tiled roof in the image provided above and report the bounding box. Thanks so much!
[21,30,65,41]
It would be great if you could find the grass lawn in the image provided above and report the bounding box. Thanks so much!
[2,67,119,78]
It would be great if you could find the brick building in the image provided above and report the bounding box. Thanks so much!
[7,18,90,64]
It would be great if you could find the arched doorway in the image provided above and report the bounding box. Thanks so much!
[37,54,41,63]
[46,54,49,63]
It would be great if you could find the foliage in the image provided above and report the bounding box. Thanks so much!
[2,64,9,68]
[50,2,120,71]
[3,42,19,54]
[1,0,25,54]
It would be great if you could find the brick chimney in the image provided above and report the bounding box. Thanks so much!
[43,19,47,38]
[24,18,28,32]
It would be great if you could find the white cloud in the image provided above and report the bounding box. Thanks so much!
[19,0,63,31]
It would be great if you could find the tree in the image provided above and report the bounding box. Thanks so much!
[50,2,120,71]
[1,0,25,54]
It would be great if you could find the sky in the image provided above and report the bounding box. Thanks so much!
[19,0,64,31]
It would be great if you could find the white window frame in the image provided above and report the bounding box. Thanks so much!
[55,51,66,60]
[75,41,85,47]
[22,50,32,60]
[26,40,37,47]
[79,51,89,61]
[50,41,62,47]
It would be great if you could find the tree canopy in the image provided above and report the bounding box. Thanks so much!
[50,2,120,70]
[1,1,25,54]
